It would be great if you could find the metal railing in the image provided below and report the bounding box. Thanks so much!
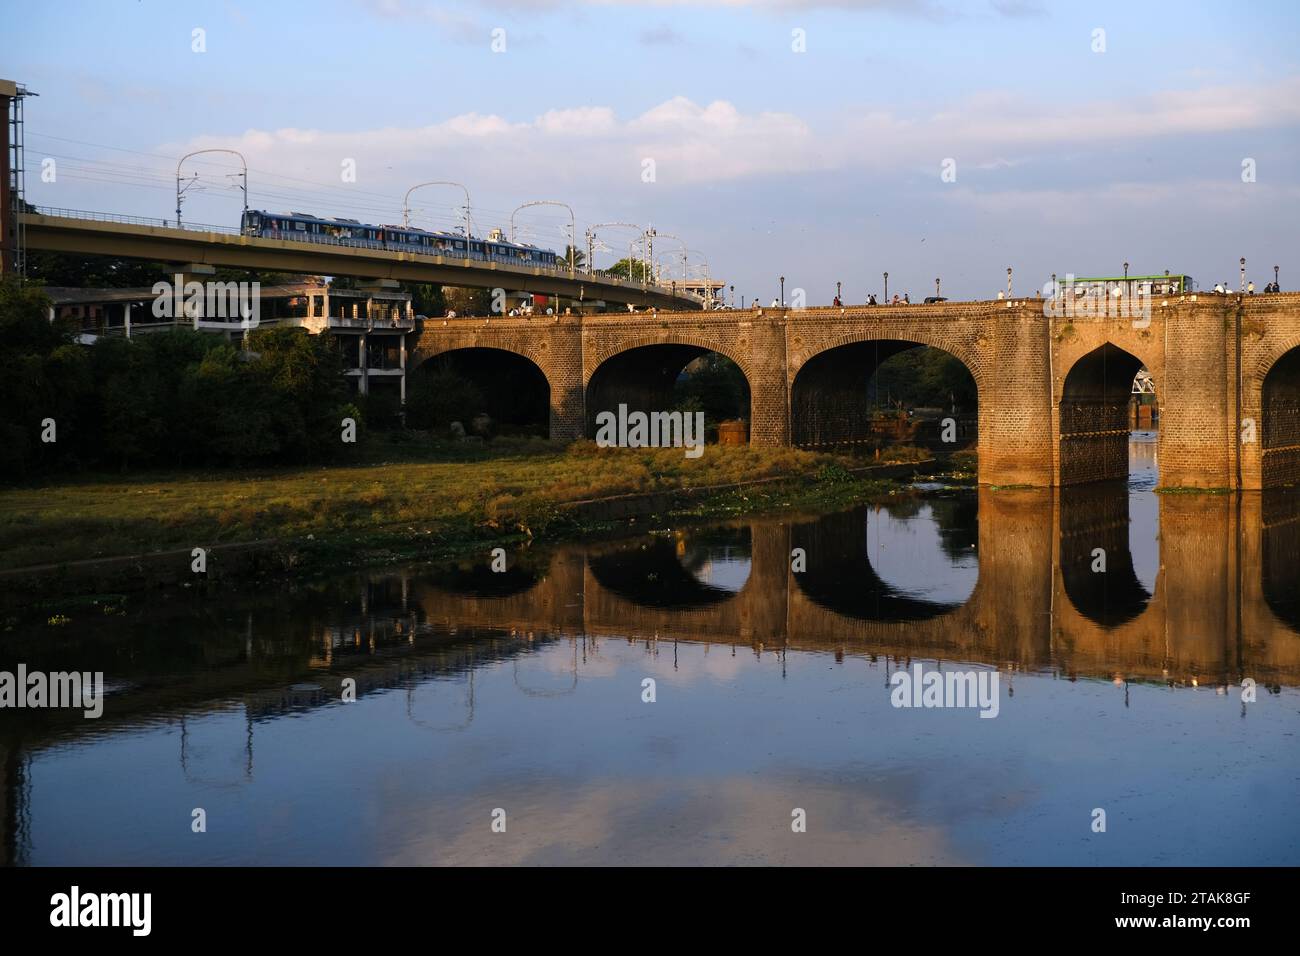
[30,204,239,234]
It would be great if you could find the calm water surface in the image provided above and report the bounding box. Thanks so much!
[3,435,1298,865]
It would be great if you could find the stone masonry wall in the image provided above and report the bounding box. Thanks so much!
[412,294,1300,489]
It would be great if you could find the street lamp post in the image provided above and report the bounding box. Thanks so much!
[1275,265,1280,290]
[511,200,576,275]
[836,280,842,304]
[1123,261,1129,299]
[883,272,889,302]
[1007,267,1013,298]
[176,148,248,230]
[1240,257,1246,293]
[402,181,471,242]
[779,276,785,308]
[935,277,941,299]
[730,285,735,308]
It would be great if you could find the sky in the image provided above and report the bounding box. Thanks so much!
[9,0,1300,302]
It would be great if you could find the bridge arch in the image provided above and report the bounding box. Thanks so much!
[1254,341,1300,487]
[789,338,979,453]
[1058,342,1157,485]
[584,338,752,439]
[411,346,551,437]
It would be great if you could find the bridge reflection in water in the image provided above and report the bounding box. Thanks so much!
[3,473,1300,865]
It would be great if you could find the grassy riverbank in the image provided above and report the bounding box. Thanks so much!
[1,436,936,574]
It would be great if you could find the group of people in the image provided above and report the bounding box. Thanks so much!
[1212,280,1284,294]
[774,293,910,307]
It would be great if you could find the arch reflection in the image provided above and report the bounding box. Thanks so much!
[1059,481,1154,628]
[425,557,541,598]
[792,499,978,622]
[1262,488,1300,631]
[587,527,752,609]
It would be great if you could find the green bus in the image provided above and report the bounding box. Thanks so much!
[1063,273,1194,297]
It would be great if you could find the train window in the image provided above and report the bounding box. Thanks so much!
[294,221,306,231]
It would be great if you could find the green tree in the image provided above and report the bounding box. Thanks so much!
[442,287,492,316]
[604,258,653,281]
[0,277,88,476]
[25,250,170,289]
[867,346,976,412]
[557,246,585,271]
[403,282,445,317]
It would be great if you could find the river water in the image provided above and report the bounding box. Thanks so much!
[3,434,1298,865]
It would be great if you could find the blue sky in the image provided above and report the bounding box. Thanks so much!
[11,0,1300,301]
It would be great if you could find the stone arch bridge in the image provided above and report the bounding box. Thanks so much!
[414,294,1300,489]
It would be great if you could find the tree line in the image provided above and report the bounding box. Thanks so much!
[1,277,361,477]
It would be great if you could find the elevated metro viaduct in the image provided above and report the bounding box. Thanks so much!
[413,293,1300,490]
[17,209,704,311]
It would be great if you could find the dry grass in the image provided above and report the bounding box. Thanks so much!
[0,439,857,571]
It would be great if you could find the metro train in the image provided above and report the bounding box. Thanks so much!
[240,209,563,267]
